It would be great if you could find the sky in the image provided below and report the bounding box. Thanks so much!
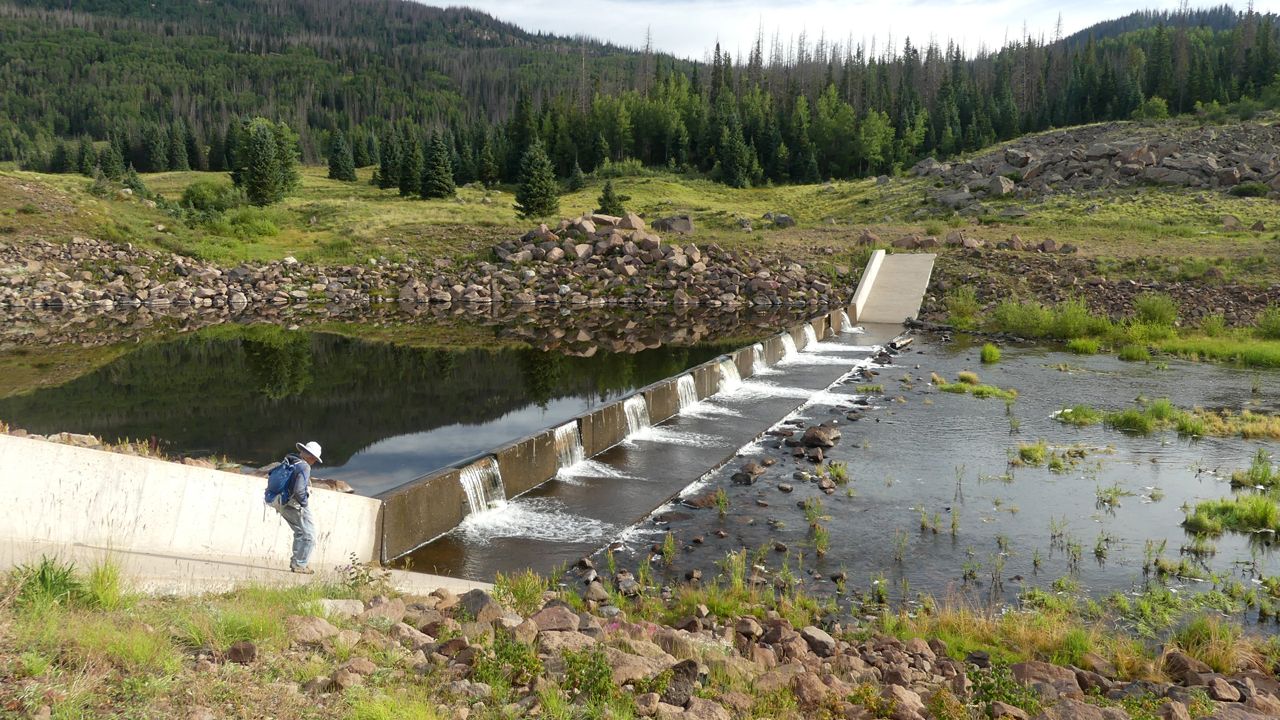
[455,0,1280,60]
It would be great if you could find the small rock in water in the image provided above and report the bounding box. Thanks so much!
[756,500,769,507]
[778,483,793,492]
[774,542,788,552]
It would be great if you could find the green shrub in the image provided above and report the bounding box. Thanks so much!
[14,556,85,611]
[1118,345,1151,362]
[1256,306,1280,340]
[1132,96,1169,121]
[990,301,1049,337]
[980,344,1001,364]
[181,179,243,212]
[1230,182,1269,198]
[1146,398,1174,421]
[1134,293,1179,328]
[946,287,980,327]
[1017,441,1048,465]
[1202,313,1226,337]
[1106,408,1155,433]
[1067,339,1099,355]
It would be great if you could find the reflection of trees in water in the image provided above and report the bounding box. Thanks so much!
[240,326,313,399]
[517,349,563,408]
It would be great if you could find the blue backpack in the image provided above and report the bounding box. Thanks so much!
[264,457,300,511]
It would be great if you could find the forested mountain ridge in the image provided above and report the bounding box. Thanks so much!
[3,0,1280,192]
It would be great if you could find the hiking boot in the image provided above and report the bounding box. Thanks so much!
[290,566,315,575]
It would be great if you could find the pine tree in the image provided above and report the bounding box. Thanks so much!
[50,141,71,173]
[596,179,629,215]
[397,127,423,196]
[376,128,399,189]
[169,119,191,171]
[143,122,168,173]
[77,135,98,177]
[100,141,124,180]
[505,86,538,182]
[420,132,456,199]
[232,118,301,205]
[327,128,357,181]
[567,159,586,191]
[478,137,500,187]
[514,139,559,218]
[718,121,758,189]
[364,133,380,169]
[351,129,370,168]
[123,163,148,196]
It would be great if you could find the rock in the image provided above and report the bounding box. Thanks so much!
[801,425,839,448]
[660,659,700,707]
[584,581,610,603]
[992,702,1031,720]
[1252,221,1267,232]
[538,631,595,653]
[337,658,379,676]
[988,176,1016,195]
[1245,693,1280,716]
[455,589,504,623]
[226,640,257,664]
[287,615,340,644]
[332,668,364,691]
[389,622,433,648]
[736,617,764,638]
[603,646,671,684]
[1158,701,1191,720]
[652,215,694,234]
[1222,215,1242,229]
[756,664,806,693]
[359,596,406,623]
[1165,652,1212,680]
[636,693,661,717]
[302,675,331,695]
[530,606,579,632]
[1079,652,1117,679]
[800,626,836,657]
[1029,698,1108,720]
[882,684,926,720]
[1211,677,1243,702]
[892,235,918,250]
[617,212,646,230]
[1011,661,1080,694]
[773,214,797,229]
[792,673,830,707]
[1205,707,1273,720]
[188,708,216,720]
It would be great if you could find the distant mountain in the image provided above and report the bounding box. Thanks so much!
[1063,4,1242,47]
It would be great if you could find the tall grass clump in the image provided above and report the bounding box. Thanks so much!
[1184,495,1280,535]
[990,301,1050,337]
[989,298,1111,340]
[958,371,980,385]
[947,287,980,330]
[1118,345,1151,362]
[1056,405,1103,427]
[1231,449,1279,489]
[494,568,550,617]
[980,344,1001,364]
[1105,408,1155,434]
[13,556,85,611]
[1067,339,1099,355]
[1134,293,1179,328]
[1173,615,1259,674]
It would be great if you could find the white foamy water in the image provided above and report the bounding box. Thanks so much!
[458,497,615,544]
[458,457,506,517]
[812,345,880,353]
[623,395,651,435]
[717,380,816,400]
[679,401,743,419]
[677,374,698,409]
[840,311,855,333]
[557,459,633,483]
[775,352,862,366]
[717,357,742,393]
[781,334,798,357]
[627,426,724,446]
[803,323,819,348]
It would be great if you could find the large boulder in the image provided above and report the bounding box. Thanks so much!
[988,176,1016,195]
[530,605,579,632]
[617,212,646,230]
[652,215,694,234]
[801,426,840,448]
[773,214,797,229]
[287,615,340,644]
[455,589,504,623]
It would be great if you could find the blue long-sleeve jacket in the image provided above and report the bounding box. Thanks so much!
[284,453,311,507]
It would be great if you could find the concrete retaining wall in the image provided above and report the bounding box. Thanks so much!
[494,432,558,498]
[644,380,681,425]
[377,466,466,562]
[733,346,754,381]
[0,434,382,568]
[579,401,630,458]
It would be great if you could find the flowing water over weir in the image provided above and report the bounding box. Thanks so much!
[840,310,854,333]
[676,375,698,410]
[623,396,651,435]
[458,457,506,516]
[803,323,819,348]
[401,321,903,578]
[717,358,742,393]
[553,423,585,471]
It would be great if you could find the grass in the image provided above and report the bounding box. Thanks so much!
[1067,339,1100,355]
[1118,345,1152,362]
[1231,449,1280,489]
[957,370,980,384]
[980,344,1001,364]
[971,384,1018,400]
[1184,494,1280,536]
[1016,440,1048,466]
[1173,615,1260,675]
[1057,404,1104,426]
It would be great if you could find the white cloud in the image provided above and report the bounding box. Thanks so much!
[452,0,1280,60]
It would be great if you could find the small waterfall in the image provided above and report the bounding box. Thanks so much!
[840,310,854,333]
[459,457,506,517]
[677,375,698,409]
[781,333,798,357]
[554,422,585,470]
[803,323,819,348]
[624,395,651,435]
[718,357,742,393]
[752,343,768,374]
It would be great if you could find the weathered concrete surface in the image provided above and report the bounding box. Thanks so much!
[851,250,885,321]
[377,466,465,562]
[0,434,381,568]
[495,432,558,498]
[857,253,936,324]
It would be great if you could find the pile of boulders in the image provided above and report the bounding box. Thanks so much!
[401,212,850,309]
[911,119,1280,215]
[241,578,1279,720]
[890,231,1077,254]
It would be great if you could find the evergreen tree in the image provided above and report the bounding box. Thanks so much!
[233,117,300,205]
[169,118,191,171]
[77,135,97,176]
[567,159,586,191]
[351,128,370,168]
[514,139,559,218]
[478,136,500,187]
[207,127,226,172]
[505,86,538,182]
[365,133,380,168]
[327,128,357,181]
[100,140,124,180]
[397,127,423,196]
[718,119,758,189]
[596,179,629,215]
[49,141,71,173]
[376,128,399,189]
[420,132,456,199]
[123,163,148,196]
[143,122,168,173]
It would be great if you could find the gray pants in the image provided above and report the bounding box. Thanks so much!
[278,503,316,569]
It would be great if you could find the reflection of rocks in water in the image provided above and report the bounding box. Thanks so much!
[3,301,825,358]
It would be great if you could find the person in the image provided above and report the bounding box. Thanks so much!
[280,441,322,574]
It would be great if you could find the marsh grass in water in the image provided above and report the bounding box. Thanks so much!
[1231,449,1280,489]
[980,344,1001,364]
[1184,494,1280,536]
[1067,338,1101,355]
